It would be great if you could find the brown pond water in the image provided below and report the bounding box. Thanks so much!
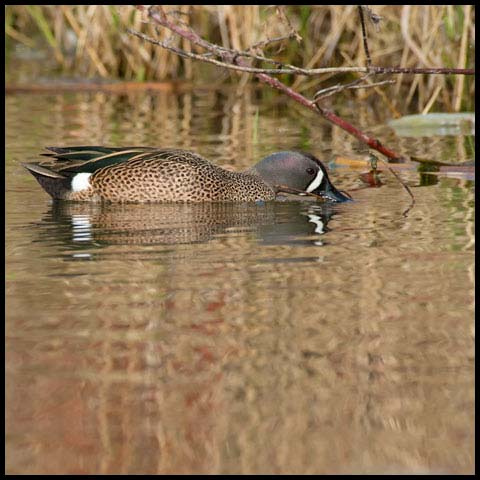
[5,88,475,474]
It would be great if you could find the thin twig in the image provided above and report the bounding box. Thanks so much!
[128,29,226,63]
[275,6,303,44]
[204,36,298,67]
[313,74,395,101]
[377,157,416,217]
[358,6,372,68]
[315,73,372,99]
[248,34,297,52]
[345,79,395,90]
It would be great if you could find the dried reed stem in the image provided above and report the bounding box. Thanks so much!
[6,6,475,112]
[453,5,472,112]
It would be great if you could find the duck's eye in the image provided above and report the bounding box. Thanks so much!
[306,167,315,175]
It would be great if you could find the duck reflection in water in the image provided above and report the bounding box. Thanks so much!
[41,200,343,254]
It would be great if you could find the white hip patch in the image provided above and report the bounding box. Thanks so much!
[306,169,324,193]
[71,172,92,192]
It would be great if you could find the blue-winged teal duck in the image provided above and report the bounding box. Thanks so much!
[23,147,351,203]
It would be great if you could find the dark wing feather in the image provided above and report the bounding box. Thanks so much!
[22,162,67,179]
[35,146,158,176]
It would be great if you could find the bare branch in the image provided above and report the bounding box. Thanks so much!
[127,27,474,77]
[128,9,405,160]
[130,6,475,77]
[129,5,474,165]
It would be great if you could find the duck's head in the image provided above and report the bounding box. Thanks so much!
[252,151,351,203]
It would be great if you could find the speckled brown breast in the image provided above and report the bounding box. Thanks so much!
[85,150,276,203]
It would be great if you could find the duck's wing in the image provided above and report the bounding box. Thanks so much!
[36,146,159,175]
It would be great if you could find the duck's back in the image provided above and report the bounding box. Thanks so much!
[91,150,275,202]
[24,148,276,203]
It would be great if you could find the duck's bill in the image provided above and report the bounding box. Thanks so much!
[313,183,352,203]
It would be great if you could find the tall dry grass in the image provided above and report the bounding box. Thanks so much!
[5,5,475,112]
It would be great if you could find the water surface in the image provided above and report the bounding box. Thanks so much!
[5,89,474,474]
